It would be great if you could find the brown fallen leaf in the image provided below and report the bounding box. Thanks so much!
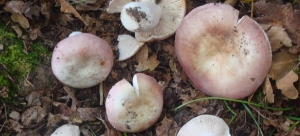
[77,107,103,121]
[276,70,298,99]
[267,26,292,52]
[136,54,160,72]
[263,76,274,103]
[135,44,148,62]
[3,1,30,15]
[11,13,30,28]
[268,48,298,80]
[58,0,88,26]
[156,116,179,136]
[255,1,300,53]
[11,25,22,38]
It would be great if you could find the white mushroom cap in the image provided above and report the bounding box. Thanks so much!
[177,115,231,136]
[121,1,162,32]
[105,73,163,132]
[106,0,186,42]
[51,33,114,89]
[175,3,271,99]
[51,124,80,136]
[117,34,144,61]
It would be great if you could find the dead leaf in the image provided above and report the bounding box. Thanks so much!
[21,106,43,126]
[267,26,292,52]
[135,44,148,62]
[77,107,102,121]
[136,54,160,71]
[9,119,23,132]
[9,111,21,121]
[263,77,274,103]
[58,0,88,26]
[269,48,298,80]
[26,91,41,106]
[3,1,30,14]
[255,1,300,53]
[11,25,22,38]
[276,70,298,99]
[11,13,30,28]
[156,116,179,136]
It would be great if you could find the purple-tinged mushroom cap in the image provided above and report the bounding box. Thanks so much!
[105,73,163,132]
[51,33,114,89]
[175,3,271,99]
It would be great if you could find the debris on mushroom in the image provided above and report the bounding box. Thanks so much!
[105,73,163,133]
[175,3,271,99]
[51,33,114,89]
[177,115,231,136]
[117,34,144,61]
[51,124,80,136]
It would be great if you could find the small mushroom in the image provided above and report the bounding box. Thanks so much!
[107,0,186,42]
[51,33,114,88]
[177,115,231,136]
[105,73,163,132]
[117,34,144,61]
[175,3,272,99]
[51,124,80,136]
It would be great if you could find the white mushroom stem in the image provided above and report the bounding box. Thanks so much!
[121,1,162,32]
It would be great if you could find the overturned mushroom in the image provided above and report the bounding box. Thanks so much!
[105,73,163,132]
[51,33,114,88]
[175,3,271,99]
[107,0,186,42]
[177,115,231,136]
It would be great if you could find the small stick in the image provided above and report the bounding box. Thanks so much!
[99,82,104,106]
[0,100,7,132]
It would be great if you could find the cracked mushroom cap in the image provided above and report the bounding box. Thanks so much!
[51,124,80,136]
[175,3,271,99]
[105,73,163,133]
[106,0,186,42]
[117,34,144,61]
[177,115,231,136]
[51,33,114,89]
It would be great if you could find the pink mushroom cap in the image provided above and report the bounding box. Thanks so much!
[175,3,271,99]
[105,73,163,132]
[51,33,114,88]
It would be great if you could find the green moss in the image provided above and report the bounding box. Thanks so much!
[0,24,49,102]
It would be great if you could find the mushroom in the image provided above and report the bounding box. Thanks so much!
[177,115,231,136]
[106,0,186,42]
[117,34,144,61]
[175,3,271,99]
[51,124,80,136]
[105,73,163,132]
[51,33,114,88]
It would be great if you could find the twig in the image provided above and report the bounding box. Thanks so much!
[0,100,7,132]
[99,82,103,106]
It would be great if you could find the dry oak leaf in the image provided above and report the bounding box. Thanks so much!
[268,48,298,80]
[3,1,30,15]
[136,54,160,72]
[263,76,274,103]
[276,70,298,99]
[58,0,88,26]
[255,1,300,53]
[267,26,292,52]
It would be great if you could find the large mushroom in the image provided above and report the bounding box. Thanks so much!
[51,33,114,88]
[107,0,186,42]
[175,3,271,99]
[177,115,231,136]
[105,73,163,132]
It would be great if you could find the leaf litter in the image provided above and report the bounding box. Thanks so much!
[0,0,300,135]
